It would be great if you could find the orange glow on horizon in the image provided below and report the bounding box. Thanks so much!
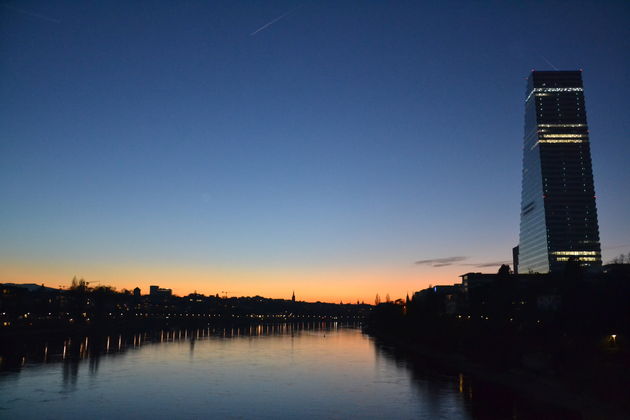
[0,259,466,304]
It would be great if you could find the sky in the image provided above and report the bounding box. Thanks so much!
[1,1,629,303]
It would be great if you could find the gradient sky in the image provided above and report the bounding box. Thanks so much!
[1,1,629,303]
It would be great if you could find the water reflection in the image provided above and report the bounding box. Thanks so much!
[372,337,581,420]
[0,322,350,374]
[0,324,581,419]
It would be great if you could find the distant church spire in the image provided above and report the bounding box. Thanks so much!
[291,290,295,302]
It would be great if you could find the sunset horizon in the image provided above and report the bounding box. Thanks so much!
[2,2,629,418]
[1,257,474,303]
[3,2,628,307]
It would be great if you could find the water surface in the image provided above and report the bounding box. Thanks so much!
[0,324,578,419]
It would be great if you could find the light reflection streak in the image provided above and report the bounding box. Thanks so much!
[1,321,364,376]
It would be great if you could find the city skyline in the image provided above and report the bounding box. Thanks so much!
[2,1,629,303]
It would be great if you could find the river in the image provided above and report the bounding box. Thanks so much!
[0,323,579,419]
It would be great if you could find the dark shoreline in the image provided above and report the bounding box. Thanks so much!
[365,326,628,420]
[0,315,361,338]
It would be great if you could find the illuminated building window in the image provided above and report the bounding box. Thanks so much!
[525,87,584,102]
[541,134,587,138]
[538,124,587,127]
[552,251,598,256]
[531,139,585,149]
[555,256,598,262]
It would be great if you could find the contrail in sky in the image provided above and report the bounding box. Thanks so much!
[250,5,303,36]
[539,54,559,70]
[2,3,61,24]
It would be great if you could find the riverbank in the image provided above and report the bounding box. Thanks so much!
[365,325,628,420]
[0,315,360,338]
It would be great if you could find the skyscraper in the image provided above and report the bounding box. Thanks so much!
[517,71,601,274]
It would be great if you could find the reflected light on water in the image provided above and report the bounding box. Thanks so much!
[0,323,583,419]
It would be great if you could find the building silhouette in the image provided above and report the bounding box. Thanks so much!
[149,285,172,299]
[517,70,601,274]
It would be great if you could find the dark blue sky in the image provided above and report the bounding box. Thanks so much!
[1,1,629,300]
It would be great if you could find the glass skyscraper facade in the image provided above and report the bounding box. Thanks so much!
[518,71,601,274]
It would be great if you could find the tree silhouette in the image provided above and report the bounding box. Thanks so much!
[70,276,88,291]
[497,264,511,277]
[607,253,630,264]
